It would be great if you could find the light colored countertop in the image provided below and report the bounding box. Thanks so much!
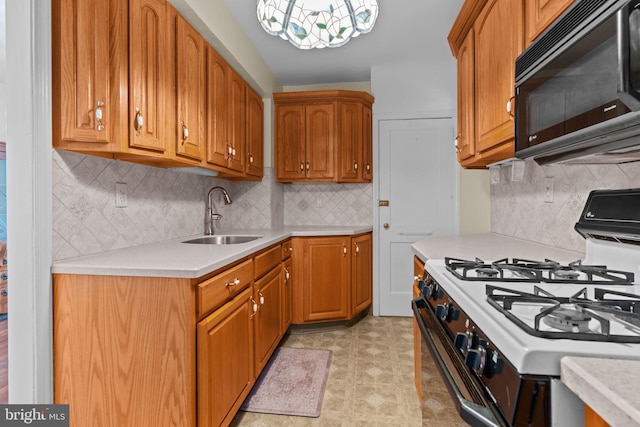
[561,357,640,427]
[411,233,584,263]
[51,226,372,278]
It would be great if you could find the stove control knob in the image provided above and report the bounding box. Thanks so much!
[431,284,443,301]
[484,349,504,379]
[446,305,460,323]
[454,333,467,352]
[465,346,487,375]
[435,303,449,321]
[465,330,477,353]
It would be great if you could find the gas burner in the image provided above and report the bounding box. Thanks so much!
[542,307,592,333]
[551,270,580,281]
[486,285,640,342]
[445,257,635,285]
[476,267,499,278]
[512,258,561,270]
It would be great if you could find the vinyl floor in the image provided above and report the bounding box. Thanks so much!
[231,315,422,427]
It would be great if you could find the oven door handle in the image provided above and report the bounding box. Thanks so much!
[412,297,504,427]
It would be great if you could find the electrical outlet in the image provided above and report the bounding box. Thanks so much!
[115,182,128,207]
[544,178,554,203]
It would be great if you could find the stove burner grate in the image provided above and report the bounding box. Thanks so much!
[486,285,640,342]
[446,257,635,285]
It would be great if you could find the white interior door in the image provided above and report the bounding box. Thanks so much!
[378,118,457,316]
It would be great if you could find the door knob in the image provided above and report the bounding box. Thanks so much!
[383,223,389,229]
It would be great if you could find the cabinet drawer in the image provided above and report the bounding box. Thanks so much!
[254,245,281,279]
[197,259,253,318]
[281,240,292,260]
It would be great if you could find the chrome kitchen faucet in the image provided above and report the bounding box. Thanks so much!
[205,186,232,235]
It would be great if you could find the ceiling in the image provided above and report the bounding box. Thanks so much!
[223,0,464,87]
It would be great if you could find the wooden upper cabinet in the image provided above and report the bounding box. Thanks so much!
[274,90,374,183]
[246,87,264,178]
[526,0,574,46]
[227,69,246,173]
[449,0,523,168]
[129,0,169,153]
[275,104,306,181]
[175,14,206,162]
[338,102,363,182]
[362,106,373,182]
[456,30,476,162]
[305,103,336,180]
[206,46,229,168]
[53,0,111,146]
[474,0,522,156]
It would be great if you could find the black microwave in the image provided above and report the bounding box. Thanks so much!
[515,0,640,165]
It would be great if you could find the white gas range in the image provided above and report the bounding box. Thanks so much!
[413,189,640,427]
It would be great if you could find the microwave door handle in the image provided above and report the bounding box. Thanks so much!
[412,298,504,427]
[617,5,640,110]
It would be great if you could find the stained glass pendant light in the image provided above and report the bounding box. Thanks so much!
[257,0,379,49]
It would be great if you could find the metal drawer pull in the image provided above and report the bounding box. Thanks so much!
[96,100,105,132]
[225,278,240,289]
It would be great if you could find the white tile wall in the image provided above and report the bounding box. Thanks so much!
[52,151,370,259]
[491,159,640,252]
[283,183,373,226]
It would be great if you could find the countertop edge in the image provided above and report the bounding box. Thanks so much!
[560,356,640,427]
[52,226,373,278]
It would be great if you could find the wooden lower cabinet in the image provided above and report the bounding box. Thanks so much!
[413,256,425,402]
[198,287,254,427]
[53,274,197,427]
[291,233,372,324]
[254,267,283,374]
[585,405,610,427]
[351,233,372,316]
[282,257,293,333]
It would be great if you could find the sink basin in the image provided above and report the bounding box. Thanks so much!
[182,235,262,245]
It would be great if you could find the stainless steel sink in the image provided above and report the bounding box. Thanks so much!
[182,235,261,245]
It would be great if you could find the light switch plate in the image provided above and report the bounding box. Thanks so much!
[490,167,500,185]
[115,182,128,207]
[544,178,554,203]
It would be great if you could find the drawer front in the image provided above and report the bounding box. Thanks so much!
[281,239,292,260]
[198,259,253,318]
[254,245,281,279]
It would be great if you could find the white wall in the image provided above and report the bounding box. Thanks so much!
[371,59,491,234]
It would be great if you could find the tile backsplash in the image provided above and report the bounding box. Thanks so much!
[491,159,640,253]
[53,150,371,259]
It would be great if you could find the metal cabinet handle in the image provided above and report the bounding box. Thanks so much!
[383,223,389,229]
[258,290,265,305]
[354,161,358,171]
[284,268,290,281]
[250,297,258,318]
[181,122,189,143]
[354,242,360,254]
[225,278,240,289]
[506,96,515,118]
[343,244,347,256]
[96,100,105,132]
[248,154,254,164]
[306,161,310,171]
[300,162,304,171]
[366,163,370,172]
[134,108,144,133]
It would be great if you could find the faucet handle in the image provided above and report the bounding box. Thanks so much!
[211,213,222,220]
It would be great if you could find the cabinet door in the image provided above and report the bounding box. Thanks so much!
[275,104,306,181]
[175,14,206,161]
[246,87,264,178]
[206,46,229,168]
[474,0,522,155]
[129,0,168,153]
[53,0,110,145]
[197,287,254,427]
[302,237,350,322]
[227,69,246,172]
[306,103,336,180]
[457,30,476,162]
[281,257,292,334]
[526,0,573,45]
[254,268,282,374]
[338,102,363,182]
[351,233,372,315]
[362,106,373,182]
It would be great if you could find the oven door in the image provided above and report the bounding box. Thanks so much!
[412,296,508,427]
